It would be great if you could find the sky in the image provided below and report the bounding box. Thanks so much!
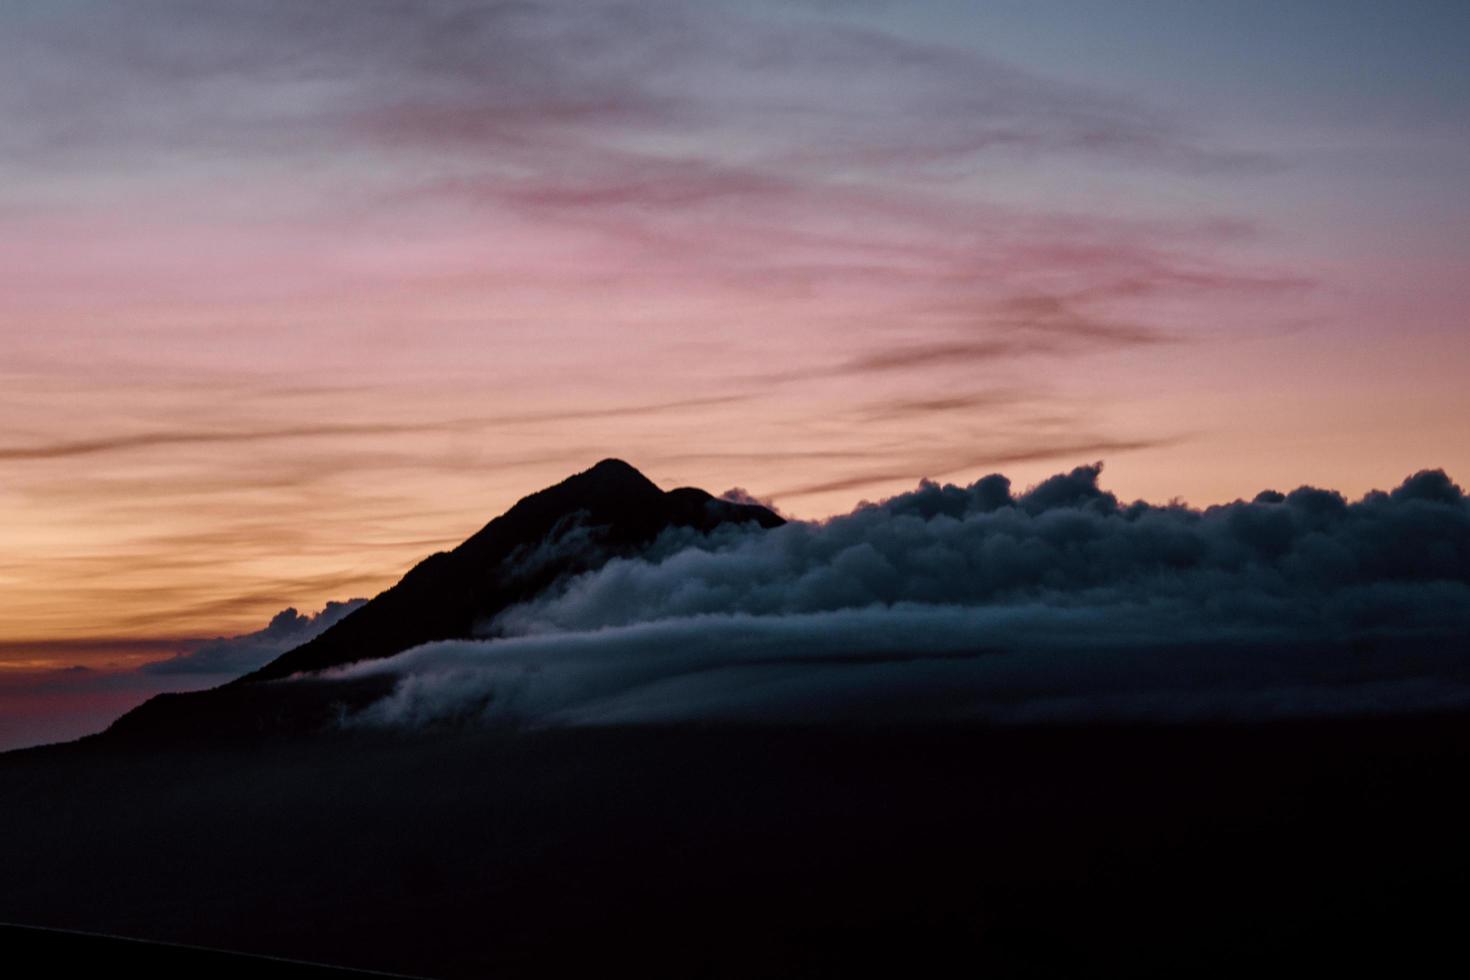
[1,0,1468,674]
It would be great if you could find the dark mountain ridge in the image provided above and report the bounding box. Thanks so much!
[241,458,780,682]
[102,458,781,741]
[7,460,1470,977]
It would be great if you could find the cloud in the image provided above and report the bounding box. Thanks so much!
[328,465,1470,730]
[339,605,1470,731]
[831,328,1161,377]
[3,2,1246,173]
[2,0,1309,415]
[142,599,367,675]
[0,422,456,461]
[0,396,753,462]
[719,487,784,516]
[770,438,1174,498]
[853,389,1029,422]
[495,464,1469,636]
[0,597,373,750]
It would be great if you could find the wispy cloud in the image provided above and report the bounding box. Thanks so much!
[0,598,369,750]
[142,599,367,675]
[0,395,750,462]
[853,390,1029,422]
[0,422,457,461]
[772,438,1174,499]
[0,0,1352,661]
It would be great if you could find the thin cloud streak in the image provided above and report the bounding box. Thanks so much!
[763,318,1168,383]
[773,438,1177,499]
[0,422,458,462]
[854,390,1030,422]
[0,395,750,462]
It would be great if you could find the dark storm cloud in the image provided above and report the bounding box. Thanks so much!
[332,465,1470,729]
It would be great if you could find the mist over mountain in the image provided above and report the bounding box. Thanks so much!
[92,458,1470,742]
[102,459,781,740]
[330,462,1470,730]
[6,457,1470,978]
[505,463,1469,640]
[141,600,368,676]
[245,458,781,680]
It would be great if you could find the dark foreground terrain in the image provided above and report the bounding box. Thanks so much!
[0,924,413,978]
[3,716,1468,977]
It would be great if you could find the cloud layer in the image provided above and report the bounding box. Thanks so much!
[143,599,366,675]
[335,465,1470,729]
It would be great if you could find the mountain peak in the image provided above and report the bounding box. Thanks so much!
[545,457,664,502]
[104,460,782,739]
[587,457,645,477]
[231,458,780,685]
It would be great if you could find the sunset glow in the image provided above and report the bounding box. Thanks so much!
[2,0,1467,664]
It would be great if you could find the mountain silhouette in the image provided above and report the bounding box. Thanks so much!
[103,459,781,741]
[11,464,1470,978]
[241,458,780,682]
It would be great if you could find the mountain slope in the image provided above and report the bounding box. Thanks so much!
[102,459,781,741]
[241,458,780,683]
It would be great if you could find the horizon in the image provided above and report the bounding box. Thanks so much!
[3,454,1462,661]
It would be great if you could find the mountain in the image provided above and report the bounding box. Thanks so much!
[241,458,780,682]
[9,460,1470,977]
[101,459,781,741]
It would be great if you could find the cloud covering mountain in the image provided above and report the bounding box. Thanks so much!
[334,465,1470,729]
[142,600,367,675]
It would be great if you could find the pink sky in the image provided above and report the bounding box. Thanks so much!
[2,0,1467,665]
